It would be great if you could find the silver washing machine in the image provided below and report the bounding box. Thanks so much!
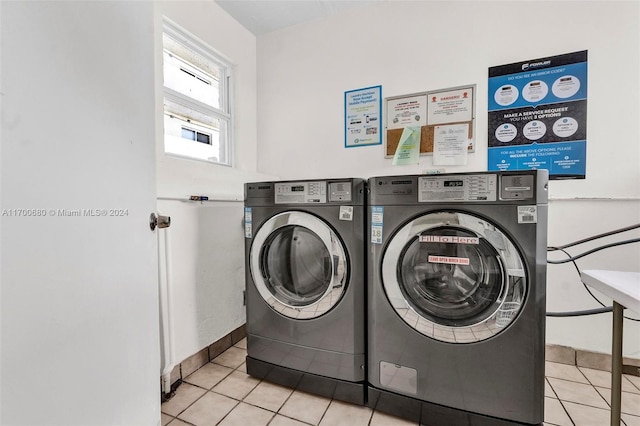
[367,171,548,425]
[244,178,366,404]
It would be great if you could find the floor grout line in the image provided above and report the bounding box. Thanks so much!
[556,398,577,426]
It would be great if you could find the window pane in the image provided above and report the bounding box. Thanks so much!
[196,132,211,145]
[180,68,196,78]
[163,49,224,109]
[181,127,195,140]
[164,112,228,164]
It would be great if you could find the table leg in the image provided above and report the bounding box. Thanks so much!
[611,301,624,426]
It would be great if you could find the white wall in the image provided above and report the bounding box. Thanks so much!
[157,200,246,364]
[546,200,640,357]
[256,1,640,357]
[154,1,275,365]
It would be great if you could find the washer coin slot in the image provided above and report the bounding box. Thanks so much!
[500,175,534,200]
[329,181,352,202]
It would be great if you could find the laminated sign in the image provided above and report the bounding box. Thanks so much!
[488,51,588,179]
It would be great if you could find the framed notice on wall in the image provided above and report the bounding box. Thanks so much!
[344,85,382,148]
[487,50,588,179]
[385,85,476,160]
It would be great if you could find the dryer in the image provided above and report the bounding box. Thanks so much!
[367,171,548,425]
[244,178,366,404]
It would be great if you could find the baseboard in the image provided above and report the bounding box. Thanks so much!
[545,344,640,374]
[165,335,636,394]
[246,356,366,405]
[164,323,247,391]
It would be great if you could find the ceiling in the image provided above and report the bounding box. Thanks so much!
[215,0,382,36]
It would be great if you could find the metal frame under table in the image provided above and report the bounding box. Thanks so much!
[581,270,640,426]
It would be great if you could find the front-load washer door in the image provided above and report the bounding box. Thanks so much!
[250,211,348,319]
[381,211,527,343]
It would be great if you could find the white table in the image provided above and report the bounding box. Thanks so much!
[581,270,640,426]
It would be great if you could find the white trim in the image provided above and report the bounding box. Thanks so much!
[161,16,235,167]
[164,87,231,121]
[164,152,233,168]
[162,16,233,70]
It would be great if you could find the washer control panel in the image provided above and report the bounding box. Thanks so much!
[418,174,497,202]
[274,181,326,204]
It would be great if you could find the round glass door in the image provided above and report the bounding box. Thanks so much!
[381,211,527,343]
[250,211,348,319]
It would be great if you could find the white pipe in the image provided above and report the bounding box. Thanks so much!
[158,223,176,395]
[157,196,243,203]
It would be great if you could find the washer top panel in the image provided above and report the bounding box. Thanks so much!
[275,181,327,204]
[246,178,364,206]
[418,174,497,203]
[369,170,547,205]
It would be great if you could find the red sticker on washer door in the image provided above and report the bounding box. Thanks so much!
[428,255,470,265]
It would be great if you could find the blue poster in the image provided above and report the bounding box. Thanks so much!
[488,51,587,179]
[345,85,382,148]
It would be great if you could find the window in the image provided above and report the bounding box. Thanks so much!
[162,18,233,165]
[181,127,211,145]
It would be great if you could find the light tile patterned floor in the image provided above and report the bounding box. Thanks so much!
[162,339,640,426]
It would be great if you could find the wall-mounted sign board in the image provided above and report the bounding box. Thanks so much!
[344,85,382,148]
[487,50,587,179]
[385,85,476,158]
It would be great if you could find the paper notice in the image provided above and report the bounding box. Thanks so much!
[392,126,421,165]
[433,123,469,166]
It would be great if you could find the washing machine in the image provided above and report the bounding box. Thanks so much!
[244,178,366,404]
[367,170,548,425]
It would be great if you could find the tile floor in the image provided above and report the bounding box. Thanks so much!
[162,339,640,426]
